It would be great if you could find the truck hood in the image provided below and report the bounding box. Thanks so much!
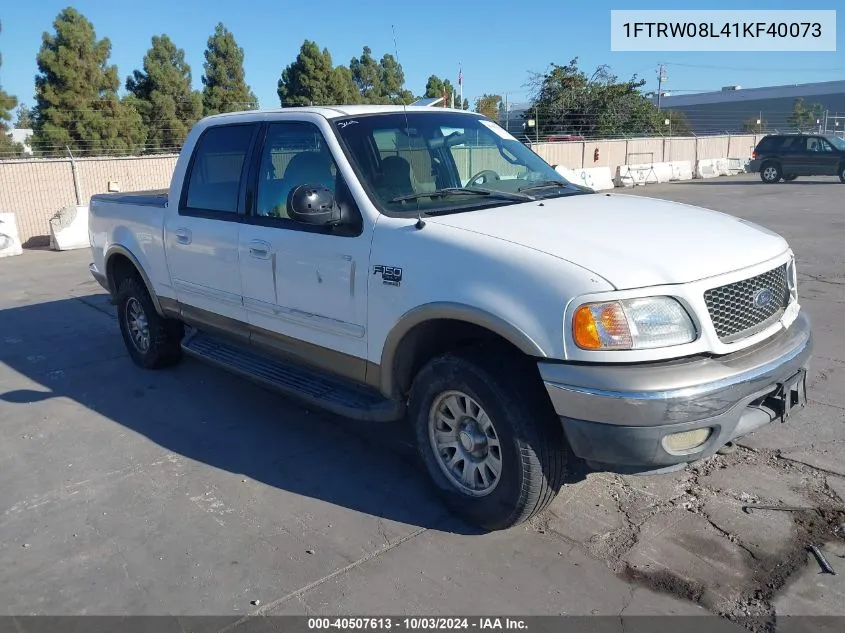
[425,193,789,289]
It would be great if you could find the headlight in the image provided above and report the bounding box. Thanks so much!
[572,297,696,350]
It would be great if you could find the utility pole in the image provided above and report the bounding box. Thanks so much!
[657,64,667,111]
[535,106,539,142]
[504,93,509,133]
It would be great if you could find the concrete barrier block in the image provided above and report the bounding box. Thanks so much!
[714,158,731,176]
[669,161,694,181]
[728,158,751,174]
[616,164,660,187]
[583,167,615,191]
[695,159,719,179]
[555,165,616,191]
[49,205,90,251]
[0,212,24,258]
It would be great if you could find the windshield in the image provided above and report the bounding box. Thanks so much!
[331,111,592,215]
[827,135,845,151]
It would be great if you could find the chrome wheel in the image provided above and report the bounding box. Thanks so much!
[428,390,502,497]
[125,297,150,353]
[762,166,779,182]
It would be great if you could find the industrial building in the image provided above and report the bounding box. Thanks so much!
[654,80,845,136]
[497,80,845,139]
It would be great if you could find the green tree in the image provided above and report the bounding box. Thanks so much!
[475,94,502,119]
[32,8,145,156]
[125,34,203,152]
[379,53,414,104]
[328,65,361,105]
[424,75,467,109]
[786,98,823,133]
[201,23,258,115]
[1,20,24,157]
[350,46,384,103]
[527,58,663,138]
[661,110,692,136]
[14,103,33,128]
[741,116,767,134]
[278,40,359,106]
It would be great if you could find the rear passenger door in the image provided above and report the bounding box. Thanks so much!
[164,123,259,330]
[777,136,809,175]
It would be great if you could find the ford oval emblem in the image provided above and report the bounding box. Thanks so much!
[754,288,774,309]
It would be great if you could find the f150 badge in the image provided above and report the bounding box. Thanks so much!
[373,265,402,287]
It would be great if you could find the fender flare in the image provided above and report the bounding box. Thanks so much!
[378,301,547,396]
[104,245,164,317]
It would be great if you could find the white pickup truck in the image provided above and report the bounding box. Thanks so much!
[89,105,813,530]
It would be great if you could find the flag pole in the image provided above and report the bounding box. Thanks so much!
[459,64,463,110]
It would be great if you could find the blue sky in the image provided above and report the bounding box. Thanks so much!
[1,0,842,111]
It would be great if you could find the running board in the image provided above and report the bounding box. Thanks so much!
[181,331,404,422]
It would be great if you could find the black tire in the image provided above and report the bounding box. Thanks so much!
[115,276,184,369]
[760,162,781,184]
[408,345,567,531]
[783,174,798,182]
[839,163,845,183]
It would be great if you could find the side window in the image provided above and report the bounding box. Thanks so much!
[255,122,339,218]
[806,137,821,152]
[818,139,835,153]
[779,137,798,151]
[757,137,779,152]
[183,124,255,214]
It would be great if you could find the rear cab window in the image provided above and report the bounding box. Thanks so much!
[180,123,258,216]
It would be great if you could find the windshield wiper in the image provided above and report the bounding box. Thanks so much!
[517,179,571,192]
[390,187,534,203]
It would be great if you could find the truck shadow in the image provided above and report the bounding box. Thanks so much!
[0,294,586,535]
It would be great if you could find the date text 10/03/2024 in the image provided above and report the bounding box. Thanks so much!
[308,618,528,630]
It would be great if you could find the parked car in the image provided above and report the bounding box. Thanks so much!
[749,133,845,183]
[88,105,813,531]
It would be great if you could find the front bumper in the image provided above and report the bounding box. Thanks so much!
[540,311,813,474]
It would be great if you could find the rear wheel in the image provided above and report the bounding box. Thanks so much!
[408,346,567,531]
[116,276,184,369]
[760,162,781,184]
[839,163,845,183]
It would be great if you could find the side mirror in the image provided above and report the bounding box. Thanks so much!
[287,184,341,226]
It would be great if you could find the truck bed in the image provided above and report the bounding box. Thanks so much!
[90,189,168,208]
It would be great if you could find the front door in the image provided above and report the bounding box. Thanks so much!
[805,137,840,175]
[164,123,259,329]
[238,119,371,381]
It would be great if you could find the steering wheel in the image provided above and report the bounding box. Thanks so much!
[466,169,501,187]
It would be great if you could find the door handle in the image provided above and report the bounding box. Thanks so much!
[248,239,271,259]
[174,228,192,245]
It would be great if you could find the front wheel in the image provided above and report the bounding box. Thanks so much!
[408,347,567,531]
[760,162,781,183]
[839,164,845,183]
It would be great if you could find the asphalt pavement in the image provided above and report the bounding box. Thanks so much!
[1,173,843,630]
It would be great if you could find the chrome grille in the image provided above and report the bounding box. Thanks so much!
[704,264,790,343]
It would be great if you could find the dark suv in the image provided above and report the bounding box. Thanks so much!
[749,134,845,183]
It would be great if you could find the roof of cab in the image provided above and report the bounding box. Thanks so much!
[200,104,482,124]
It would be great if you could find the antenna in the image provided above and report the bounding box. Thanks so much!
[391,24,425,230]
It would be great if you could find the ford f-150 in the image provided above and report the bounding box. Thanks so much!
[88,105,813,530]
